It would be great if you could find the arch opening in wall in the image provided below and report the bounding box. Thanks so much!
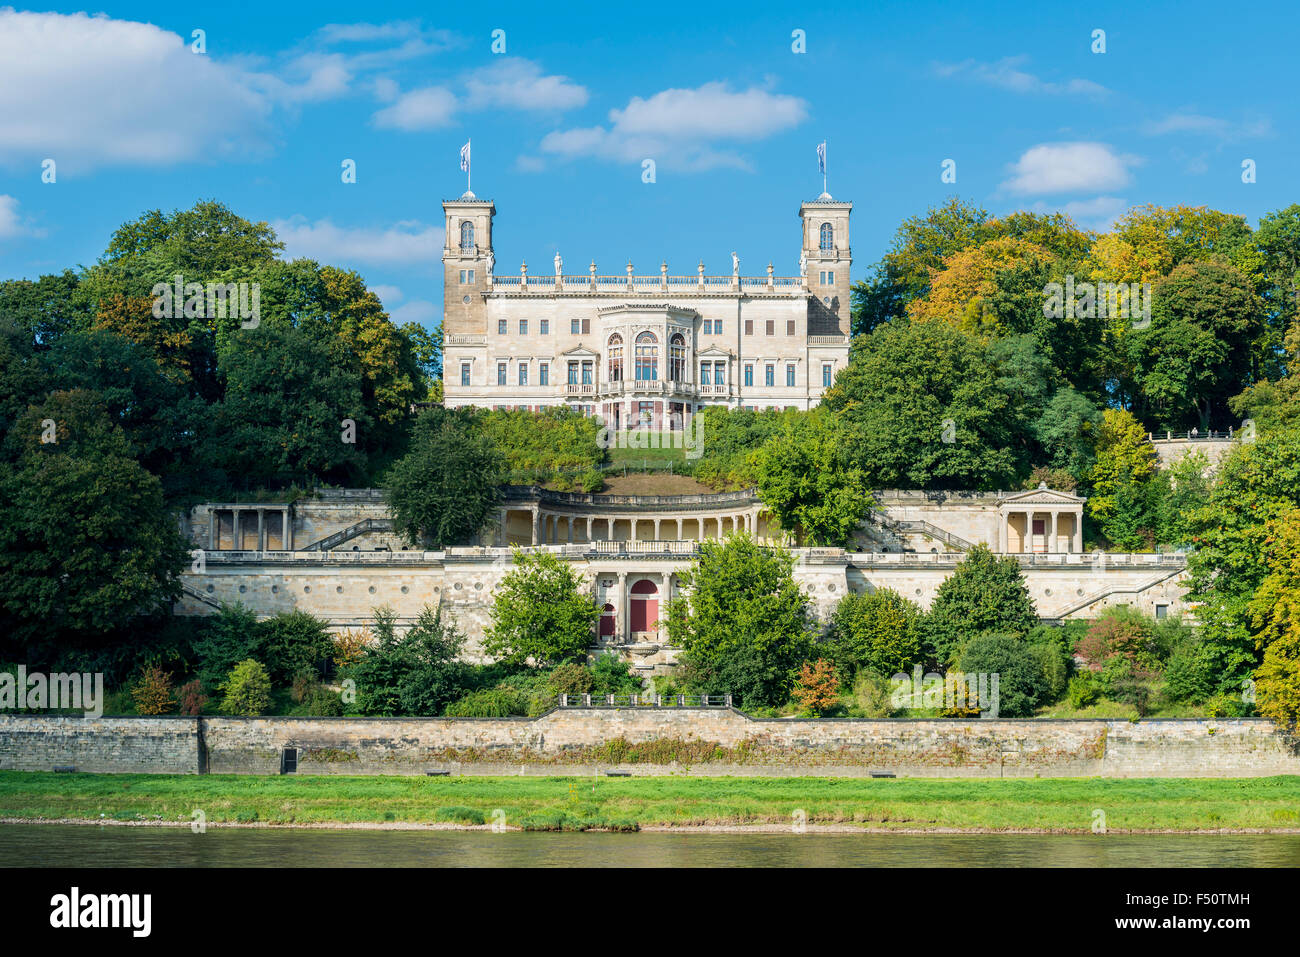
[630,578,659,633]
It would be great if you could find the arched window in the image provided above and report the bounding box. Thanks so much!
[668,332,685,382]
[607,334,623,382]
[459,221,475,251]
[635,331,658,381]
[819,222,834,251]
[630,579,659,633]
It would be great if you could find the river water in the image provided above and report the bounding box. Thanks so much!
[2,825,1297,867]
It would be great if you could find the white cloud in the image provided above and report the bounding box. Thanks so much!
[540,82,807,171]
[0,10,272,171]
[372,86,458,130]
[390,300,437,324]
[465,58,587,111]
[1000,142,1141,195]
[370,284,404,305]
[935,57,1108,97]
[272,217,442,266]
[0,195,37,240]
[1145,111,1272,140]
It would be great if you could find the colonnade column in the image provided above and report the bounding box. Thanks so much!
[257,510,265,551]
[208,510,216,550]
[531,508,540,545]
[1049,511,1058,553]
[617,571,628,641]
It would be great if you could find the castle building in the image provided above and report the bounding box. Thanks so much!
[440,191,853,421]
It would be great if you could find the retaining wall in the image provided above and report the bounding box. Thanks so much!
[0,711,1294,777]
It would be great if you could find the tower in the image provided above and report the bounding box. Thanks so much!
[800,194,852,336]
[442,191,496,338]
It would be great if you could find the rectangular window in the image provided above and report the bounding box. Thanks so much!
[518,362,528,386]
[821,270,834,286]
[582,361,593,385]
[713,320,722,336]
[702,319,712,335]
[539,363,549,386]
[497,362,507,386]
[459,269,474,284]
[571,318,580,334]
[497,318,507,335]
[786,319,796,336]
[540,319,549,335]
[1155,604,1168,620]
[765,364,774,387]
[744,319,753,336]
[714,363,726,385]
[765,320,774,336]
[460,362,471,387]
[582,318,590,335]
[744,364,753,387]
[567,362,579,385]
[786,364,796,387]
[822,363,832,388]
[519,319,528,335]
[700,363,711,386]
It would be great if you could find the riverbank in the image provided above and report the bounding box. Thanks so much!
[2,772,1298,833]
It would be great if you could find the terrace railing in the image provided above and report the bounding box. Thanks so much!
[558,693,733,708]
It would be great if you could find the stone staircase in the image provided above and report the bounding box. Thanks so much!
[1045,567,1186,620]
[300,518,393,551]
[870,513,974,552]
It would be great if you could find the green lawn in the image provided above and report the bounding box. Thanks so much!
[1,772,1297,832]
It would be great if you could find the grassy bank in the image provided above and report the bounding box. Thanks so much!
[1,772,1298,832]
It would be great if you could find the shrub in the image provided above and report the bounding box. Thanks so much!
[590,654,642,696]
[301,686,344,716]
[578,470,605,493]
[444,688,524,717]
[130,665,174,715]
[791,659,840,716]
[1076,607,1158,670]
[176,679,208,716]
[1099,655,1157,715]
[1067,673,1101,709]
[332,628,370,670]
[549,662,595,697]
[848,671,896,718]
[219,659,271,716]
[436,806,486,825]
[1026,626,1073,703]
[256,610,333,685]
[192,603,259,692]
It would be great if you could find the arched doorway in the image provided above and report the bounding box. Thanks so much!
[599,603,616,639]
[630,578,659,633]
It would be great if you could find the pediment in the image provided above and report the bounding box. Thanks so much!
[697,346,732,358]
[999,486,1085,507]
[560,346,600,358]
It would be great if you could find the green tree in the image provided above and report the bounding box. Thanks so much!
[0,390,189,657]
[1086,408,1157,527]
[346,605,471,716]
[192,603,260,691]
[214,325,370,487]
[924,544,1038,665]
[825,322,1022,490]
[666,535,813,708]
[484,549,600,667]
[219,659,272,716]
[752,408,874,546]
[386,406,503,547]
[256,610,334,685]
[958,632,1047,717]
[1133,260,1264,431]
[827,588,926,678]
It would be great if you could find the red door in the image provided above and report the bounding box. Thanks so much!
[599,603,616,637]
[630,579,658,632]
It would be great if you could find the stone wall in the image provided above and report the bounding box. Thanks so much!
[2,712,1294,778]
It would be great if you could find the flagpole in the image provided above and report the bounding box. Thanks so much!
[467,138,471,194]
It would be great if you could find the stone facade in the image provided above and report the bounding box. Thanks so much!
[440,191,852,418]
[2,713,1293,778]
[177,487,1190,672]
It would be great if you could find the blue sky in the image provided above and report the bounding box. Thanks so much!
[0,1,1293,331]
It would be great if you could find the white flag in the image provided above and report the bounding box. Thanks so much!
[460,140,471,173]
[817,141,826,174]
